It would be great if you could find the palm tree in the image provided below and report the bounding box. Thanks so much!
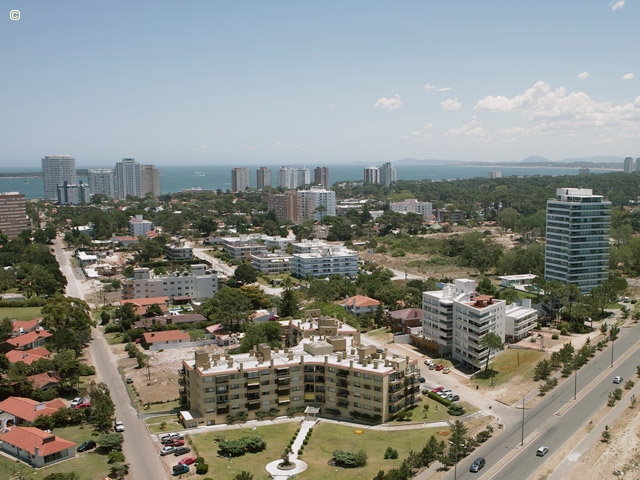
[479,332,504,385]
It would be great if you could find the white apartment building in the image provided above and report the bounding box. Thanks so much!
[291,245,358,278]
[221,238,268,260]
[115,158,142,199]
[545,188,611,293]
[251,253,292,274]
[505,299,538,343]
[88,169,115,198]
[256,167,272,190]
[129,215,154,237]
[298,187,336,222]
[363,166,380,184]
[57,181,91,205]
[128,264,218,302]
[423,279,506,369]
[42,155,76,203]
[379,162,397,187]
[231,168,251,192]
[140,164,161,197]
[389,199,433,220]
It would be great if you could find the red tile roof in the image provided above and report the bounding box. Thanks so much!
[121,297,169,307]
[389,308,423,321]
[0,426,75,456]
[6,347,51,365]
[5,330,52,348]
[27,372,61,389]
[143,330,190,344]
[343,295,380,308]
[0,397,66,422]
[11,318,42,334]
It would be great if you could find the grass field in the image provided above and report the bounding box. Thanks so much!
[472,348,545,389]
[0,306,42,321]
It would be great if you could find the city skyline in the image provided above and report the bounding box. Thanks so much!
[2,1,639,167]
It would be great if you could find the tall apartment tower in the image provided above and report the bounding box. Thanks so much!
[115,158,142,200]
[231,167,251,192]
[298,187,336,222]
[278,166,296,189]
[256,167,272,190]
[624,157,634,173]
[545,188,611,293]
[295,167,310,187]
[267,190,300,223]
[42,155,76,203]
[88,169,115,198]
[636,158,640,172]
[140,164,161,197]
[379,162,397,186]
[363,166,380,184]
[0,192,31,239]
[314,167,330,189]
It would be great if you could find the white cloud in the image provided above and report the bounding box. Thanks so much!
[577,72,590,80]
[373,94,403,111]
[328,104,337,110]
[402,123,434,141]
[192,144,208,151]
[445,119,492,141]
[270,141,284,149]
[441,98,462,111]
[610,0,625,11]
[622,72,635,80]
[423,82,451,92]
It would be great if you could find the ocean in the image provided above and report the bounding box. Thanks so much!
[0,164,616,200]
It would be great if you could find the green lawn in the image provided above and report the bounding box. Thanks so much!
[472,348,545,388]
[0,425,114,480]
[146,414,183,434]
[0,306,42,321]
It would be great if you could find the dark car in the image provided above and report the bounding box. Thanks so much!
[77,439,97,452]
[470,457,485,473]
[172,464,189,475]
[173,446,191,456]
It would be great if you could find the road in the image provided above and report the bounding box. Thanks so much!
[53,238,167,480]
[192,245,236,277]
[438,322,640,480]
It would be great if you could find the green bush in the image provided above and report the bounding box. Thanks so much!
[196,463,209,475]
[333,449,368,468]
[551,333,559,340]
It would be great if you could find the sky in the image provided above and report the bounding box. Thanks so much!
[1,1,639,167]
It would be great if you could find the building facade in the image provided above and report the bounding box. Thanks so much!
[57,181,91,205]
[624,156,634,173]
[129,215,154,237]
[267,190,300,223]
[180,325,419,427]
[231,168,251,192]
[389,199,433,219]
[291,245,358,278]
[115,158,142,199]
[42,155,76,203]
[0,192,31,239]
[545,188,611,293]
[313,167,330,189]
[256,167,272,190]
[379,162,397,187]
[87,168,115,198]
[140,164,161,197]
[363,166,380,184]
[126,264,218,302]
[298,187,336,222]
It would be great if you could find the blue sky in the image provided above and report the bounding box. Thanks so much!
[2,1,639,167]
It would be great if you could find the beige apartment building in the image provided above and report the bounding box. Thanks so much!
[180,318,419,427]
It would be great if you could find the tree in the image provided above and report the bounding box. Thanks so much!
[234,471,254,480]
[240,285,273,310]
[279,279,300,318]
[41,295,94,354]
[86,381,116,433]
[144,304,163,318]
[479,332,504,381]
[240,322,284,351]
[232,263,259,285]
[97,433,124,451]
[201,287,253,332]
[0,317,13,342]
[109,463,129,480]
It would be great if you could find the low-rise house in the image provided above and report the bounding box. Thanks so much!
[505,299,538,343]
[1,330,52,353]
[0,397,67,428]
[134,313,207,329]
[142,330,190,348]
[0,426,76,467]
[11,319,43,336]
[120,297,170,315]
[6,347,51,365]
[341,295,381,315]
[388,308,423,333]
[26,372,61,390]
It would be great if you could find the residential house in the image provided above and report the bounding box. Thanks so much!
[0,426,76,467]
[11,319,43,336]
[1,330,52,354]
[142,330,190,348]
[120,297,170,315]
[6,348,51,365]
[0,397,66,428]
[26,372,61,390]
[341,295,381,315]
[388,308,423,334]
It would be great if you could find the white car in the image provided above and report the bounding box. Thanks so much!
[613,376,623,384]
[69,397,82,408]
[160,445,175,456]
[114,420,124,432]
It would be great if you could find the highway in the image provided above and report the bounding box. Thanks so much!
[53,238,168,480]
[440,322,640,480]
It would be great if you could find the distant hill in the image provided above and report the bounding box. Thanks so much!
[394,157,465,165]
[392,155,623,168]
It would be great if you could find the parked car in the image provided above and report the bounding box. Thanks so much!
[445,394,460,402]
[114,420,124,432]
[536,446,549,457]
[376,348,384,354]
[160,446,176,456]
[161,433,183,444]
[70,397,83,408]
[77,439,97,452]
[431,386,444,393]
[168,439,185,447]
[126,377,133,384]
[470,457,486,472]
[428,363,436,370]
[418,376,426,383]
[179,456,197,465]
[173,447,191,456]
[424,359,434,366]
[75,401,91,409]
[435,364,445,371]
[172,464,189,475]
[442,367,451,374]
[613,376,623,384]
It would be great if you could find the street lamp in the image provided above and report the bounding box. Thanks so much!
[449,441,460,480]
[611,337,615,368]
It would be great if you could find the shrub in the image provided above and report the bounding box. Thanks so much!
[196,463,209,475]
[108,451,125,464]
[551,333,559,340]
[384,447,398,459]
[560,328,568,336]
[333,449,368,468]
[447,404,465,416]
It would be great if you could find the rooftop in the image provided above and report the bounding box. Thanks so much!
[0,426,75,456]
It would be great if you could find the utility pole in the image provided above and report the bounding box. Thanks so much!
[574,362,578,400]
[521,398,525,446]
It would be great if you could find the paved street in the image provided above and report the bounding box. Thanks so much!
[53,238,167,480]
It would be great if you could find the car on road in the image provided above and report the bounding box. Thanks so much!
[428,363,436,369]
[75,401,91,409]
[172,464,189,475]
[470,457,486,472]
[431,386,444,393]
[77,439,96,452]
[418,376,426,383]
[70,397,83,408]
[114,420,124,432]
[160,446,176,456]
[173,447,191,456]
[613,376,624,384]
[178,456,197,465]
[536,446,549,457]
[435,364,445,371]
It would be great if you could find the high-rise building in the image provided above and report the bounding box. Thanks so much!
[57,181,91,205]
[363,166,380,184]
[231,167,251,192]
[545,188,611,293]
[42,155,76,203]
[295,167,310,187]
[267,190,300,223]
[379,162,397,186]
[624,157,634,173]
[389,199,433,219]
[0,192,31,239]
[278,166,296,189]
[88,169,115,198]
[115,158,142,200]
[636,158,640,172]
[314,167,330,189]
[298,187,336,222]
[256,167,272,190]
[140,164,161,197]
